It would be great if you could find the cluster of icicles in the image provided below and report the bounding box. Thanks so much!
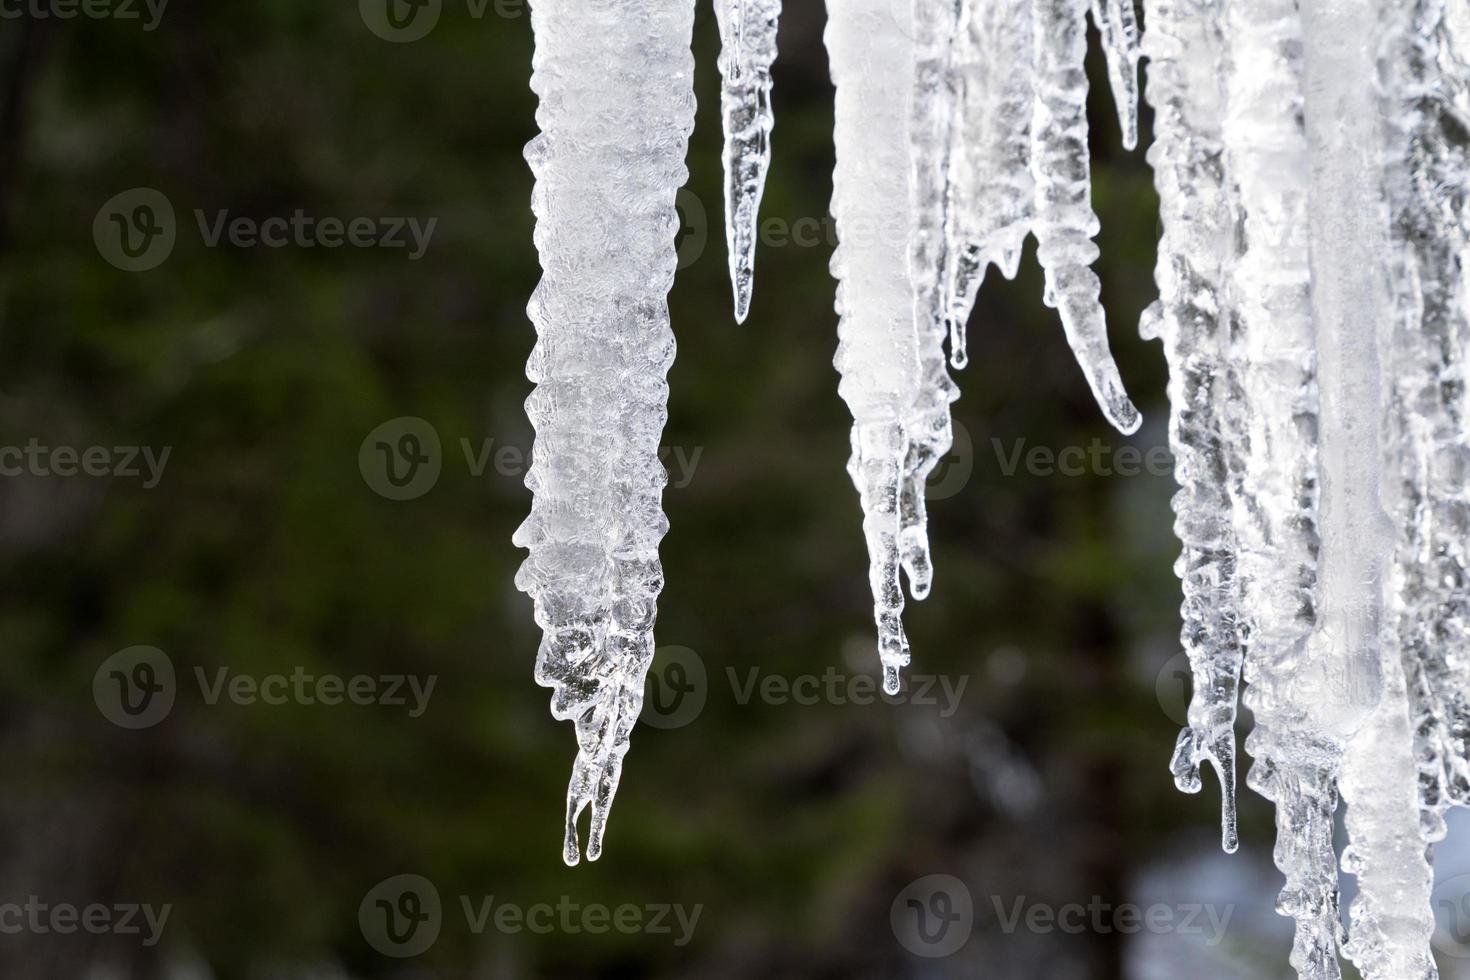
[517,0,1470,975]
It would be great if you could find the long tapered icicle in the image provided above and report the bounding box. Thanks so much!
[1089,0,1142,150]
[1379,0,1470,843]
[1139,0,1243,855]
[1030,0,1141,435]
[715,0,781,323]
[826,0,957,695]
[902,0,964,603]
[1215,0,1337,973]
[1298,0,1429,971]
[516,0,696,866]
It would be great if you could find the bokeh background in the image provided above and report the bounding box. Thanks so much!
[4,3,1470,978]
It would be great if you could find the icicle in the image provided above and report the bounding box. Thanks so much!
[1379,0,1470,843]
[1296,0,1425,969]
[715,0,781,323]
[1030,0,1140,435]
[515,0,696,866]
[1215,0,1343,972]
[826,0,957,695]
[1139,0,1242,855]
[942,0,1035,368]
[1089,0,1141,150]
[902,0,964,602]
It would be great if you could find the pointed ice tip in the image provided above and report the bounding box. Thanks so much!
[1111,404,1142,437]
[733,290,751,324]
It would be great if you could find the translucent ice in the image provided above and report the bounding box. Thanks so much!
[715,0,781,323]
[826,0,957,695]
[516,0,696,866]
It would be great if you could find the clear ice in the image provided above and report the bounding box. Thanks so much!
[516,0,696,866]
[715,0,781,323]
[519,8,1470,974]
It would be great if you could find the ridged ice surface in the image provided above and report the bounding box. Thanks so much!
[942,0,1034,366]
[1139,0,1242,855]
[1217,2,1338,971]
[516,6,1470,971]
[1137,0,1470,971]
[1380,0,1470,847]
[515,0,695,866]
[715,0,781,323]
[1030,0,1140,435]
[826,0,957,695]
[1089,0,1142,150]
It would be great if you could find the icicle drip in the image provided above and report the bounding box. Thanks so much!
[515,0,695,866]
[1030,0,1141,435]
[1379,0,1470,843]
[1139,0,1242,855]
[902,0,963,605]
[1089,0,1141,150]
[1216,0,1342,972]
[715,0,781,323]
[827,0,956,695]
[942,0,1035,367]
